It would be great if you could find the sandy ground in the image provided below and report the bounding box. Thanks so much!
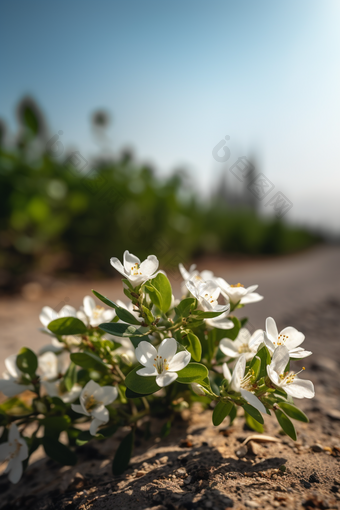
[0,245,340,509]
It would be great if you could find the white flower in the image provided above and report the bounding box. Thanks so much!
[38,351,69,381]
[110,250,161,286]
[39,304,78,330]
[0,355,34,397]
[135,338,191,387]
[266,345,315,399]
[0,424,28,483]
[220,329,264,361]
[43,380,82,403]
[222,356,266,414]
[186,280,229,313]
[77,296,115,327]
[264,317,312,359]
[179,263,215,295]
[71,380,118,435]
[215,277,263,306]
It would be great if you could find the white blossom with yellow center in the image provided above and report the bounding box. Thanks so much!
[219,328,264,360]
[77,296,115,327]
[267,345,314,399]
[215,277,263,306]
[0,424,28,484]
[265,317,312,359]
[71,380,118,435]
[186,279,229,313]
[110,250,161,286]
[222,355,266,414]
[135,338,191,387]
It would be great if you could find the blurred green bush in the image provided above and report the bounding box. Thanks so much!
[0,98,320,291]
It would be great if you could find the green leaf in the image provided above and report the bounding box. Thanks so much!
[249,355,261,380]
[275,409,297,440]
[125,366,159,395]
[278,403,308,423]
[112,429,134,475]
[186,332,202,362]
[98,322,149,337]
[125,387,149,399]
[16,347,38,377]
[212,401,233,426]
[145,273,172,313]
[92,290,141,325]
[92,289,118,309]
[115,307,142,326]
[70,352,107,372]
[177,362,208,384]
[64,362,77,392]
[256,345,271,378]
[243,403,264,425]
[174,298,196,317]
[229,404,237,424]
[141,305,154,324]
[48,317,87,336]
[42,436,77,465]
[245,411,264,432]
[41,416,71,433]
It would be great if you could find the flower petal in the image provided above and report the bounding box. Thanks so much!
[90,417,105,436]
[186,280,199,299]
[39,306,58,327]
[17,440,28,462]
[222,362,232,382]
[139,255,159,276]
[0,380,28,398]
[0,442,10,462]
[93,385,118,405]
[241,292,264,304]
[137,366,158,376]
[8,458,23,484]
[285,378,315,399]
[168,351,191,371]
[135,341,158,367]
[110,257,127,278]
[71,404,88,416]
[271,345,289,375]
[289,348,312,359]
[83,296,95,317]
[59,305,77,318]
[246,284,258,294]
[230,355,246,392]
[219,339,239,358]
[280,327,305,349]
[123,250,140,273]
[158,337,177,361]
[249,329,265,350]
[241,389,266,414]
[266,317,278,343]
[92,404,109,422]
[156,372,178,387]
[5,355,21,379]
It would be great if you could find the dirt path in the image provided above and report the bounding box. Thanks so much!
[1,245,340,509]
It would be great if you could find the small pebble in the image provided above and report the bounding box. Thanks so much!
[311,444,323,452]
[235,445,248,458]
[135,471,146,477]
[245,501,260,508]
[159,456,168,464]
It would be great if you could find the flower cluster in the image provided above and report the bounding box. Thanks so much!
[0,250,314,483]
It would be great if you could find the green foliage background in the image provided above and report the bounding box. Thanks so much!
[0,98,320,291]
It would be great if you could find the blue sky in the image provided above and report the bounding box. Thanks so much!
[1,0,340,232]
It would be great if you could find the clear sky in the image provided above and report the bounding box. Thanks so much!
[1,0,340,232]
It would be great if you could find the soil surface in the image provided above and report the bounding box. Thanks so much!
[1,245,340,510]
